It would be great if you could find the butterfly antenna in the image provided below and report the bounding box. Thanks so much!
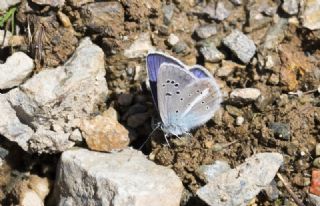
[138,123,161,150]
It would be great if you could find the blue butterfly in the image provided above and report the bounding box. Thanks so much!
[146,52,222,137]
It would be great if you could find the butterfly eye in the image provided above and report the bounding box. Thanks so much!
[174,83,179,87]
[162,84,165,87]
[201,101,205,104]
[171,81,175,84]
[166,92,172,96]
[176,91,180,94]
[166,80,170,83]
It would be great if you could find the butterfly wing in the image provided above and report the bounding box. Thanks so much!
[178,78,222,131]
[157,63,222,135]
[146,52,185,108]
[156,63,197,131]
[189,65,213,79]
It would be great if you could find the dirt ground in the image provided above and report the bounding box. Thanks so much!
[0,0,320,205]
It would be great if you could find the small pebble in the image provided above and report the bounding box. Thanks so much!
[315,143,320,156]
[282,0,299,15]
[230,0,242,5]
[223,30,256,64]
[313,157,320,168]
[167,34,179,47]
[163,3,175,25]
[203,2,230,21]
[269,122,290,140]
[195,24,217,39]
[230,88,261,101]
[264,180,279,201]
[200,42,224,63]
[236,116,244,126]
[172,41,189,54]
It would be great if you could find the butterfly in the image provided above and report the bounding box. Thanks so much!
[146,52,222,138]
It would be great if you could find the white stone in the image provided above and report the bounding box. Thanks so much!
[0,52,34,89]
[282,0,299,15]
[21,190,44,206]
[301,0,320,30]
[0,38,108,153]
[167,34,179,46]
[53,148,183,206]
[230,88,261,101]
[124,32,155,58]
[0,0,20,11]
[197,153,283,206]
[236,116,244,126]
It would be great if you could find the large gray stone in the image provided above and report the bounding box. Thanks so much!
[0,52,34,90]
[53,148,183,206]
[197,153,283,206]
[0,38,108,153]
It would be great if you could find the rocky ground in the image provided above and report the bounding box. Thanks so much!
[0,0,320,205]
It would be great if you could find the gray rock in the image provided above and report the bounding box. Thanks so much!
[301,0,320,30]
[269,122,290,140]
[28,127,74,154]
[198,161,231,182]
[197,153,283,206]
[309,193,320,206]
[0,30,12,48]
[229,0,242,5]
[200,42,224,63]
[0,38,108,153]
[264,180,279,201]
[0,0,20,11]
[0,52,34,90]
[282,0,299,15]
[230,88,261,101]
[203,2,230,21]
[195,24,217,39]
[263,18,288,51]
[313,157,320,168]
[124,32,155,58]
[31,0,65,7]
[223,30,256,64]
[53,148,183,206]
[163,3,175,25]
[172,41,189,54]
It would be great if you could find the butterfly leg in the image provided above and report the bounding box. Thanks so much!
[164,133,171,147]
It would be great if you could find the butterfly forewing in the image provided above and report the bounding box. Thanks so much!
[157,63,197,127]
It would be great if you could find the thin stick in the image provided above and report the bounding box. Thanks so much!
[277,173,306,206]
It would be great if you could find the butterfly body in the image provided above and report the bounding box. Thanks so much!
[147,52,222,136]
